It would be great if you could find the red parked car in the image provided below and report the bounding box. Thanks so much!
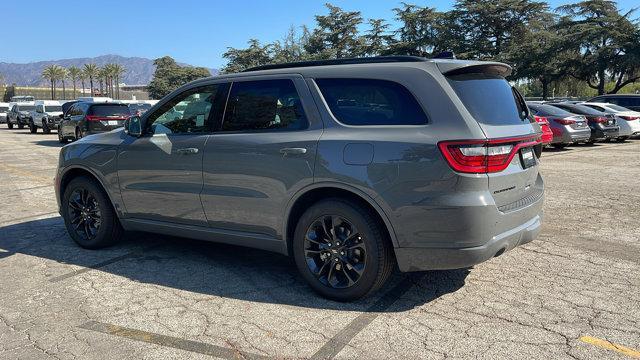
[534,115,553,145]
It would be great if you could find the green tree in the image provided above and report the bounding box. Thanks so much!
[306,4,363,58]
[558,0,640,94]
[68,66,82,98]
[111,63,126,99]
[57,66,69,100]
[387,3,441,56]
[148,56,210,99]
[42,65,57,100]
[221,39,273,73]
[361,19,394,56]
[83,63,99,95]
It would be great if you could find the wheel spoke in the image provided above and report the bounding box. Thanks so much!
[342,267,356,286]
[321,217,334,241]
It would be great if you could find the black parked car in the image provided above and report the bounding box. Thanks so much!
[546,102,619,143]
[58,102,130,143]
[589,94,640,112]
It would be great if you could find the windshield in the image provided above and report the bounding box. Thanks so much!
[0,106,8,112]
[20,105,35,111]
[89,104,130,117]
[45,105,62,112]
[447,73,528,125]
[128,104,152,114]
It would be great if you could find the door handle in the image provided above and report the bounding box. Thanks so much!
[280,147,307,156]
[176,147,199,155]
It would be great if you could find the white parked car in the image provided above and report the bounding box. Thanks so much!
[27,100,64,134]
[581,102,640,140]
[0,102,9,123]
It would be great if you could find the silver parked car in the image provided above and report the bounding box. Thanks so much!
[526,102,591,149]
[55,56,544,301]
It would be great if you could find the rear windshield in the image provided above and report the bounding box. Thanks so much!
[605,103,632,112]
[527,103,573,117]
[89,104,130,117]
[553,104,602,116]
[45,105,62,112]
[447,73,528,125]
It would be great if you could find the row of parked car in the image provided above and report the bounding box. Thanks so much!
[0,98,157,142]
[528,95,640,149]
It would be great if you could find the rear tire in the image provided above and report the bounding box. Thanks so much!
[62,176,123,249]
[293,199,395,301]
[75,127,82,140]
[617,136,629,142]
[17,121,24,129]
[7,122,13,129]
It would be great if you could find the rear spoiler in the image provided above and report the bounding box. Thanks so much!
[436,61,512,77]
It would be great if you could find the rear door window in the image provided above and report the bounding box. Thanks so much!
[315,78,428,125]
[221,79,307,132]
[447,74,528,125]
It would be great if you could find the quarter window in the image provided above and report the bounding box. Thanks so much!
[221,79,307,132]
[315,78,428,125]
[147,85,222,134]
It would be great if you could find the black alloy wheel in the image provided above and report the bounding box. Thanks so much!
[304,215,367,289]
[62,176,123,249]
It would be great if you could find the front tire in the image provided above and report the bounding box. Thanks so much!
[7,121,13,129]
[293,199,395,301]
[62,176,123,249]
[42,120,51,134]
[29,119,37,133]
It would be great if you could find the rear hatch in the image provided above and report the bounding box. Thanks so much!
[445,67,541,210]
[87,104,130,130]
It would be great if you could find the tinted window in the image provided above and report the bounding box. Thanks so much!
[89,104,130,117]
[551,104,603,116]
[128,103,152,115]
[612,98,639,107]
[447,74,528,125]
[604,103,632,112]
[0,106,8,112]
[148,85,221,134]
[316,78,427,126]
[21,105,35,111]
[222,79,307,132]
[62,101,77,115]
[527,103,574,117]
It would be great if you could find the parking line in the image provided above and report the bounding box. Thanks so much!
[49,245,160,283]
[310,275,423,360]
[579,336,640,358]
[543,142,636,158]
[0,212,60,226]
[79,320,271,360]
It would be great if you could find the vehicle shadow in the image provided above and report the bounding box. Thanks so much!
[32,140,65,147]
[0,217,469,312]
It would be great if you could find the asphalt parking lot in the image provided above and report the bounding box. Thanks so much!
[0,127,639,360]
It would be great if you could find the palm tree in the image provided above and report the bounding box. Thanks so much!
[56,67,69,100]
[111,63,126,99]
[68,66,82,98]
[42,65,57,100]
[83,63,99,95]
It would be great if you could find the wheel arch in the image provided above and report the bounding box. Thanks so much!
[283,183,398,257]
[59,165,120,217]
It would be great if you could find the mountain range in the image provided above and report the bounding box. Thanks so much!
[0,55,218,86]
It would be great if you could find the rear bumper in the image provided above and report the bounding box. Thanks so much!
[592,126,619,140]
[396,213,542,272]
[552,127,591,144]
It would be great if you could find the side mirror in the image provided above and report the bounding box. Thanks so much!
[125,116,142,137]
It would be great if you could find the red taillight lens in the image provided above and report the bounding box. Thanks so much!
[438,136,540,174]
[85,115,102,121]
[554,118,575,125]
[534,116,549,125]
[620,115,639,121]
[589,116,607,124]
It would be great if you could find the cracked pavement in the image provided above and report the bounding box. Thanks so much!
[0,128,638,359]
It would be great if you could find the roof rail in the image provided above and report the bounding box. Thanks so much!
[242,55,428,72]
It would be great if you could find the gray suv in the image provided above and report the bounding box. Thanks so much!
[55,56,544,301]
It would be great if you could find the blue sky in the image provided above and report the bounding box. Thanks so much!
[2,0,638,69]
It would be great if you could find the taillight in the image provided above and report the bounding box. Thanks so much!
[534,116,549,125]
[438,135,540,174]
[620,115,639,121]
[589,116,607,124]
[85,115,103,121]
[553,118,575,125]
